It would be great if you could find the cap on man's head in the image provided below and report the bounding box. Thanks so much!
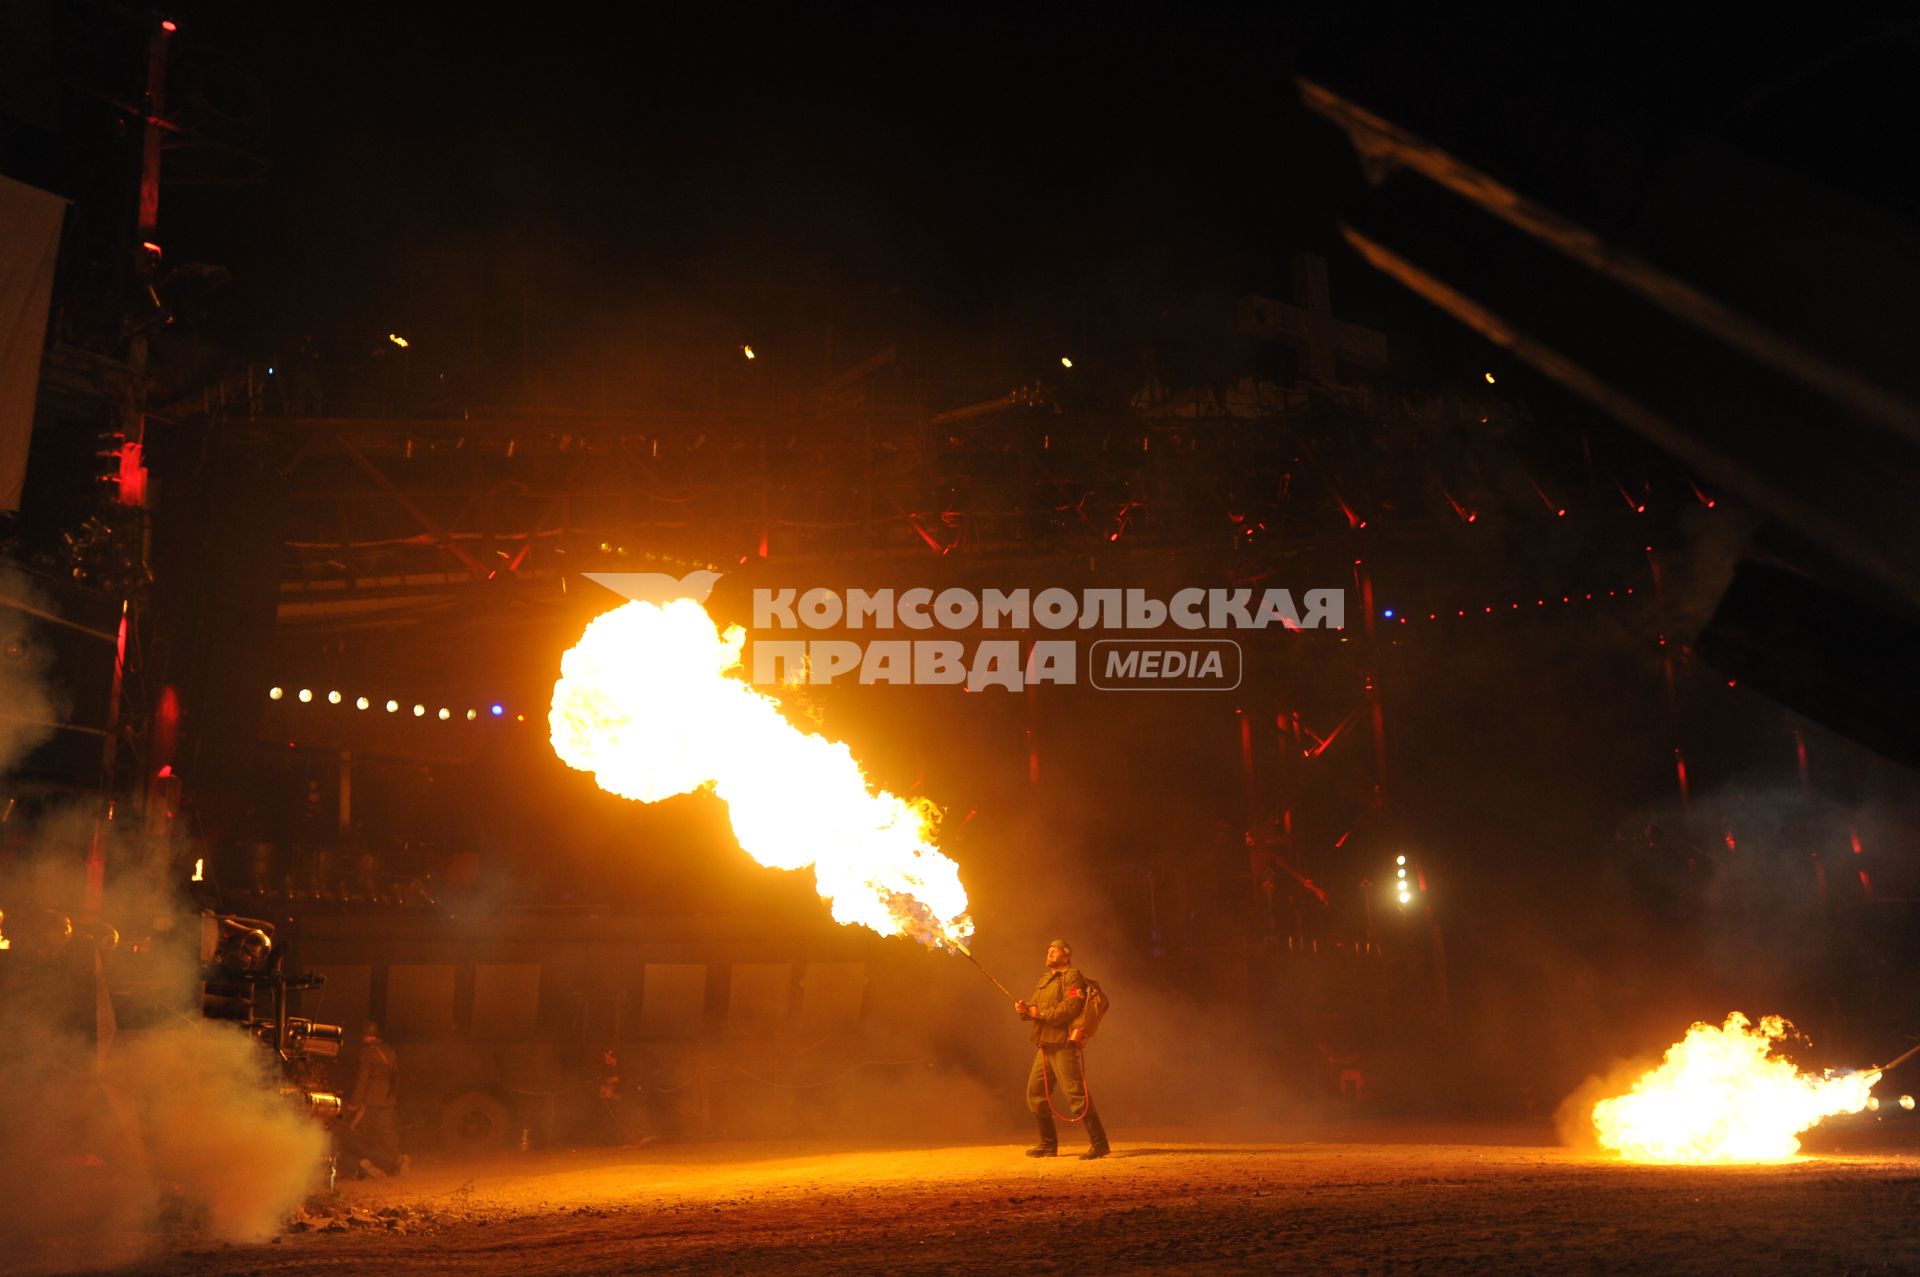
[362,1020,382,1038]
[1047,938,1072,957]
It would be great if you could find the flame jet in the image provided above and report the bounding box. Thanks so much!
[550,599,974,949]
[1591,1013,1879,1163]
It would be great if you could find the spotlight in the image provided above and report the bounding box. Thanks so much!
[297,688,312,703]
[742,344,755,360]
[465,709,477,721]
[1383,609,1395,619]
[327,690,342,705]
[412,704,426,717]
[490,704,505,717]
[1484,372,1496,384]
[269,687,284,700]
[355,696,370,711]
[1060,356,1073,369]
[386,699,399,713]
[1396,855,1406,865]
[1397,867,1407,879]
[437,708,450,720]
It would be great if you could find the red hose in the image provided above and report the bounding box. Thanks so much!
[1038,1042,1095,1124]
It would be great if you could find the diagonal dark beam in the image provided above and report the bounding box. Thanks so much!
[1331,170,1920,605]
[334,434,490,580]
[1298,77,1920,446]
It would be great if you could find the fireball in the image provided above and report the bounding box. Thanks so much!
[1591,1012,1879,1163]
[549,599,973,948]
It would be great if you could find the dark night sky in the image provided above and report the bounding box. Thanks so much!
[148,9,1918,384]
[156,6,1425,390]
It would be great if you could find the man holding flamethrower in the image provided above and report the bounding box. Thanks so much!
[1013,939,1110,1160]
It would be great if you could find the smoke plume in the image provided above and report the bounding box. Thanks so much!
[1,710,326,1272]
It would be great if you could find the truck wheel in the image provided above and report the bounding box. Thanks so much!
[440,1092,510,1153]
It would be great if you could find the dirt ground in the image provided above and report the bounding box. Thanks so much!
[49,1122,1920,1276]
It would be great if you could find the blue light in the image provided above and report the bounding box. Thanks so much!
[1383,609,1395,618]
[490,704,505,717]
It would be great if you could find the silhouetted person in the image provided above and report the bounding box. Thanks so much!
[343,1020,403,1177]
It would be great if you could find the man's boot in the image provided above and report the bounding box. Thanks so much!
[1026,1110,1058,1157]
[1079,1108,1110,1160]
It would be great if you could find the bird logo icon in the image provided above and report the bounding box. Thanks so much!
[583,570,723,605]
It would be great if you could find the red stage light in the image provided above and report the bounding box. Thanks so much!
[161,18,177,32]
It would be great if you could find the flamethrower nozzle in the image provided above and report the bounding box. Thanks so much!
[954,943,1020,1004]
[1863,1041,1920,1076]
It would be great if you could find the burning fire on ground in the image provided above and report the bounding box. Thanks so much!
[549,599,974,948]
[1590,1013,1879,1163]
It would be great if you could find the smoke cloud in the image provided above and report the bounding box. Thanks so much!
[0,1009,329,1273]
[1,674,327,1275]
